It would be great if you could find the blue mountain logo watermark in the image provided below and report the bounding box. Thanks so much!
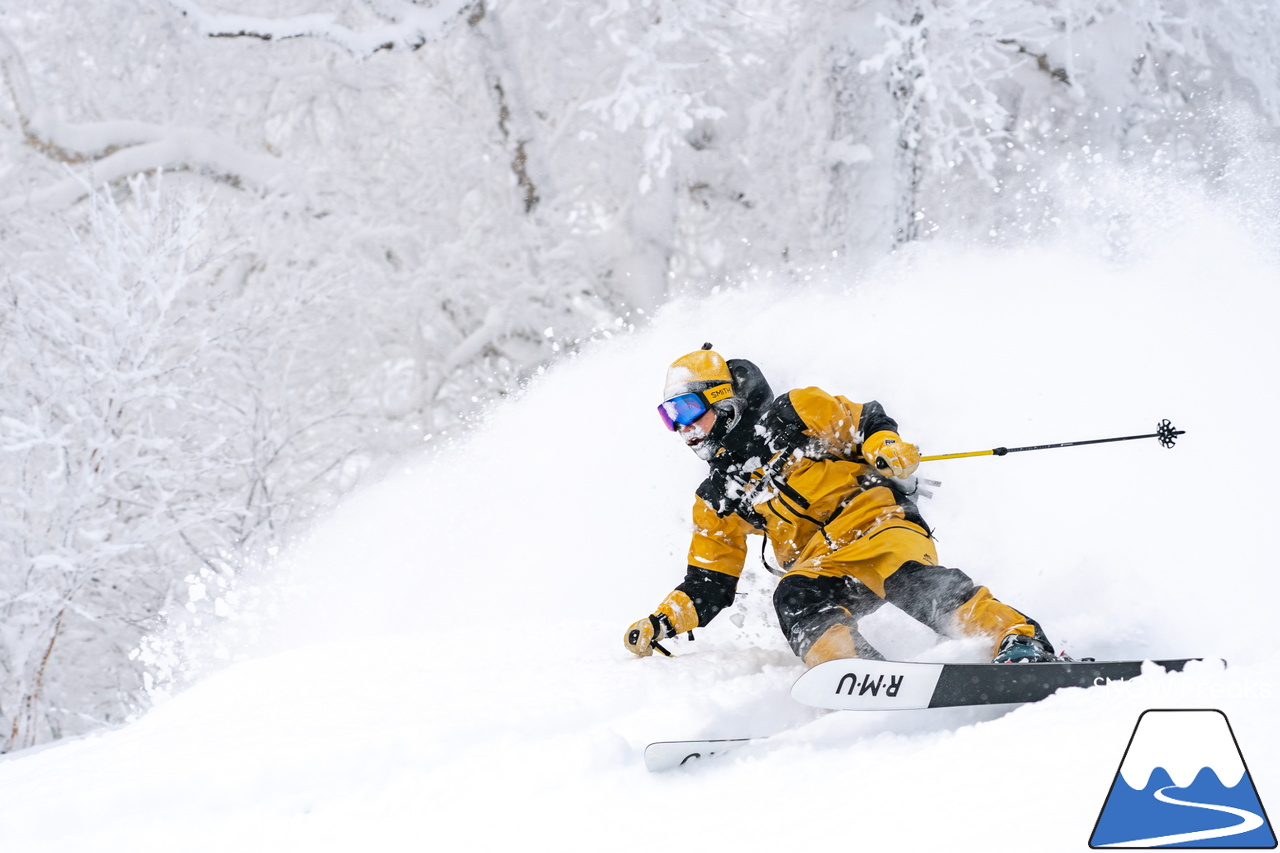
[1091,709,1276,848]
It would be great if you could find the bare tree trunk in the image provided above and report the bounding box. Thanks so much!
[892,3,925,245]
[7,610,63,753]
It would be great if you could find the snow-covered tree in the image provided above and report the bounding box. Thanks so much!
[0,179,224,747]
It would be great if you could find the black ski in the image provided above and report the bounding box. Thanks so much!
[791,657,1217,711]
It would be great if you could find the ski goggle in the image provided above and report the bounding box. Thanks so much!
[657,383,734,430]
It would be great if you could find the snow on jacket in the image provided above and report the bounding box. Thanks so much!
[662,386,930,631]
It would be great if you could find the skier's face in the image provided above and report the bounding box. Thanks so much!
[677,409,717,456]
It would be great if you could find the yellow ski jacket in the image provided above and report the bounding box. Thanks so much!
[655,386,930,635]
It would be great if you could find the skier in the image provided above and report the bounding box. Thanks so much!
[624,344,1056,666]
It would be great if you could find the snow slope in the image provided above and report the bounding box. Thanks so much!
[1,190,1277,852]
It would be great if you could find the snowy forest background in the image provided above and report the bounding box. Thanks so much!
[0,0,1277,752]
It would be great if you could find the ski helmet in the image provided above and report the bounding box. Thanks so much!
[659,344,771,459]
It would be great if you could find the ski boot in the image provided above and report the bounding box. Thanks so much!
[993,632,1057,664]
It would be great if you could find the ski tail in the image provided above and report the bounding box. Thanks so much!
[644,738,755,772]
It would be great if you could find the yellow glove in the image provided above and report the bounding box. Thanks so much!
[623,591,700,657]
[623,615,670,657]
[863,430,921,479]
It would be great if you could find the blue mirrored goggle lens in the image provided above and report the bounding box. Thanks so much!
[657,393,708,430]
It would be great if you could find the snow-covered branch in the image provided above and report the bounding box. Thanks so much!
[0,131,294,213]
[0,33,165,158]
[0,30,293,211]
[167,0,480,59]
[420,303,507,409]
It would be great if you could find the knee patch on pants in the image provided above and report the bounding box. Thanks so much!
[880,560,981,633]
[882,562,1050,651]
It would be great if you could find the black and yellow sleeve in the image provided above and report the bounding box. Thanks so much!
[653,495,755,633]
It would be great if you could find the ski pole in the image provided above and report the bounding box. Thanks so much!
[919,419,1185,463]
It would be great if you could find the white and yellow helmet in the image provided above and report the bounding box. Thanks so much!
[658,344,770,457]
[662,344,734,403]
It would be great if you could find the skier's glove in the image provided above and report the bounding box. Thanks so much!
[623,591,700,657]
[863,430,921,479]
[623,614,671,657]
